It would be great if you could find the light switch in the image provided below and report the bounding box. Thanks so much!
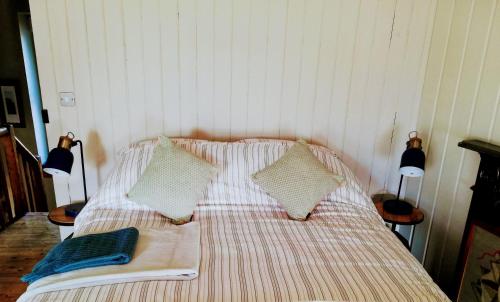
[59,92,75,107]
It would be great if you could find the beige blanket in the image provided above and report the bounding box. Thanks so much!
[19,140,449,301]
[18,222,200,302]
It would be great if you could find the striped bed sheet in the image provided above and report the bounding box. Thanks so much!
[25,139,449,301]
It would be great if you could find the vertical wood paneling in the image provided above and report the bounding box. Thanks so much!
[196,0,215,138]
[410,0,454,264]
[178,0,198,137]
[279,0,305,139]
[294,0,323,141]
[368,0,415,194]
[160,0,181,136]
[46,0,74,93]
[103,0,131,149]
[66,0,99,195]
[32,0,439,254]
[230,0,251,139]
[356,0,399,189]
[469,2,500,140]
[30,2,437,185]
[142,0,164,137]
[123,0,146,142]
[293,0,322,142]
[310,0,342,146]
[420,0,475,274]
[46,0,85,200]
[341,0,379,175]
[326,0,360,156]
[261,0,287,137]
[32,0,435,192]
[387,0,435,198]
[246,0,269,137]
[433,1,496,284]
[213,0,232,139]
[410,0,500,293]
[381,0,419,195]
[85,0,115,184]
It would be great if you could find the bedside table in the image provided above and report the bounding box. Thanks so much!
[48,205,75,226]
[47,201,86,227]
[372,194,424,250]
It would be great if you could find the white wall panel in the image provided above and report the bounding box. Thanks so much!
[104,0,131,150]
[406,0,500,294]
[213,0,232,139]
[310,0,342,146]
[278,0,305,139]
[195,0,215,139]
[123,0,146,142]
[246,0,268,137]
[30,0,435,198]
[160,0,181,137]
[179,0,198,138]
[142,0,164,138]
[262,0,287,138]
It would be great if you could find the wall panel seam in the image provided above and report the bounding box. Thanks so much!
[277,0,290,139]
[44,0,63,135]
[423,0,475,268]
[382,0,417,193]
[158,0,165,136]
[436,0,497,279]
[101,0,116,156]
[419,0,456,265]
[339,0,362,160]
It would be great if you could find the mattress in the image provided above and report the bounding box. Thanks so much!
[22,139,449,301]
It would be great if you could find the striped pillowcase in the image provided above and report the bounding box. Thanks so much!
[99,138,375,213]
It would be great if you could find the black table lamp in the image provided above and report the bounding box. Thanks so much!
[43,132,88,217]
[383,131,426,215]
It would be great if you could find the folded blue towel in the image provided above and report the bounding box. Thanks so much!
[22,227,139,284]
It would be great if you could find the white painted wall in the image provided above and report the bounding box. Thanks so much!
[29,0,435,204]
[405,0,500,294]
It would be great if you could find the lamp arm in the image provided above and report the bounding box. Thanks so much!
[73,140,88,203]
[396,174,403,201]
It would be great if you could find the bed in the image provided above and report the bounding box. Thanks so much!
[21,139,449,301]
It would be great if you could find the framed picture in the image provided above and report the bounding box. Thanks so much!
[0,81,25,127]
[458,224,500,302]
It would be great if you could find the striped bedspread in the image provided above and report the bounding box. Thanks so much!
[24,139,449,301]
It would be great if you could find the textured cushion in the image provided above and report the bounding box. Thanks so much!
[127,136,217,224]
[251,140,344,220]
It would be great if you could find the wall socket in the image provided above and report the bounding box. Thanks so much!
[59,92,75,107]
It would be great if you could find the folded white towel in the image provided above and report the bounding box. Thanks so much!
[18,222,200,302]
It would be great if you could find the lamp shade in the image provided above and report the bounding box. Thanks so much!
[399,147,425,177]
[43,147,74,177]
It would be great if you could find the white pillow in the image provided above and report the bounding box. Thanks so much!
[96,138,375,213]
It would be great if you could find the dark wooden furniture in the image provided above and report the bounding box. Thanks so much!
[455,140,500,299]
[373,193,424,249]
[0,126,48,230]
[48,204,75,226]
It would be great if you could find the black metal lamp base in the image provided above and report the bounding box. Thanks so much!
[64,202,86,217]
[383,199,413,215]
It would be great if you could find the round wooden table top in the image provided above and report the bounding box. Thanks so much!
[373,195,424,226]
[47,205,75,226]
